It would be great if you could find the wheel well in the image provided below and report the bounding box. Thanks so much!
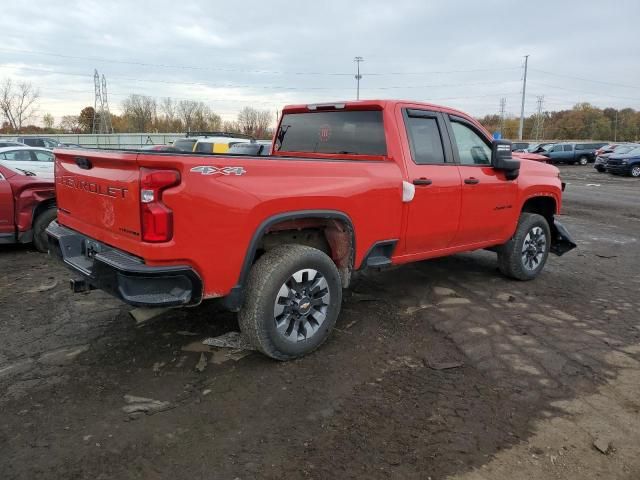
[256,218,354,285]
[521,196,556,225]
[32,198,56,224]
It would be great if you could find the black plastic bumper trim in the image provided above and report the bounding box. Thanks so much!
[46,221,203,307]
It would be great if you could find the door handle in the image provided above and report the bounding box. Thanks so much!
[413,178,433,186]
[464,177,480,185]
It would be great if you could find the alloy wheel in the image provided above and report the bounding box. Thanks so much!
[521,226,547,271]
[273,268,330,343]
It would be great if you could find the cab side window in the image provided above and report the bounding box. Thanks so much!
[563,145,573,152]
[450,121,491,165]
[404,114,446,165]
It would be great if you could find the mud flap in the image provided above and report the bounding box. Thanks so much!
[550,219,577,256]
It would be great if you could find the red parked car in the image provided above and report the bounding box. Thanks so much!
[48,99,576,360]
[0,163,56,251]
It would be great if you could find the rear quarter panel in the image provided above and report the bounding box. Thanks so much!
[135,153,405,297]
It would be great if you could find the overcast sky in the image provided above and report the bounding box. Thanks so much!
[2,0,639,123]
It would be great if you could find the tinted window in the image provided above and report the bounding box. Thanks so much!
[563,145,573,152]
[194,142,213,153]
[33,151,54,162]
[228,143,262,156]
[404,115,446,165]
[22,138,44,147]
[3,150,33,161]
[173,139,197,152]
[275,110,386,156]
[42,139,59,148]
[450,121,491,165]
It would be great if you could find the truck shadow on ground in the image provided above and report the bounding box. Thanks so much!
[2,244,640,479]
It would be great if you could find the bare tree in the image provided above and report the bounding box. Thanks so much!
[0,78,40,131]
[255,110,272,138]
[59,115,81,133]
[43,113,55,130]
[177,100,199,132]
[237,107,273,138]
[121,94,157,132]
[160,97,176,122]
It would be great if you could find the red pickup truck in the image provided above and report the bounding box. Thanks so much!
[0,163,57,252]
[47,100,575,360]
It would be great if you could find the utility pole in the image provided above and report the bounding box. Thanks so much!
[354,56,364,100]
[499,97,507,137]
[614,109,618,142]
[101,74,114,134]
[92,69,103,134]
[518,54,529,141]
[533,95,545,140]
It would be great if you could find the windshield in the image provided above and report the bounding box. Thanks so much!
[627,147,640,156]
[614,145,635,154]
[275,110,386,156]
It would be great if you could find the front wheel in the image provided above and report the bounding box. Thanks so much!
[630,165,640,178]
[497,213,550,281]
[578,155,589,166]
[239,244,342,360]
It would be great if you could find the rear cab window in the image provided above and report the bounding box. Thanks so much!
[274,110,387,157]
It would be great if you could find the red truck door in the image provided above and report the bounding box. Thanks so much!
[445,115,518,246]
[0,168,15,238]
[399,108,462,253]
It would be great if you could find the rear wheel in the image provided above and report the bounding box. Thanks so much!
[578,155,589,166]
[32,208,57,253]
[630,165,640,177]
[497,213,550,281]
[239,244,342,360]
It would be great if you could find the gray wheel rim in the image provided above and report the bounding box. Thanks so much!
[521,226,547,271]
[579,157,588,165]
[631,166,640,177]
[273,268,330,343]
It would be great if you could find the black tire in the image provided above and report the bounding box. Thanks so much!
[32,208,57,253]
[578,155,589,166]
[497,213,551,281]
[238,244,342,360]
[595,166,605,173]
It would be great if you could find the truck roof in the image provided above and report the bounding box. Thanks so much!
[282,99,476,119]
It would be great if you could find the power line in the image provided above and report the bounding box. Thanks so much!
[530,68,640,90]
[528,81,640,102]
[0,64,520,92]
[0,47,520,77]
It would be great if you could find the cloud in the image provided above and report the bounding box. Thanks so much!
[0,0,638,123]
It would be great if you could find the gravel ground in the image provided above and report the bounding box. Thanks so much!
[1,165,639,480]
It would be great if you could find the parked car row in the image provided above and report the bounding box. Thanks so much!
[593,143,640,177]
[509,141,610,165]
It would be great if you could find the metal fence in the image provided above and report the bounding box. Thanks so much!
[0,133,185,149]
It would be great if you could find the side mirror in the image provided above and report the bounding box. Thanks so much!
[491,140,520,180]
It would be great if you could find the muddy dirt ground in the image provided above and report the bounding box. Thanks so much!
[1,165,639,480]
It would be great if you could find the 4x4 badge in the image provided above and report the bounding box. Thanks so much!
[190,166,246,176]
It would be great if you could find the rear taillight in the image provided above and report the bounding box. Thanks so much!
[140,168,180,242]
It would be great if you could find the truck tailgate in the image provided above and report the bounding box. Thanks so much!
[54,149,141,245]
